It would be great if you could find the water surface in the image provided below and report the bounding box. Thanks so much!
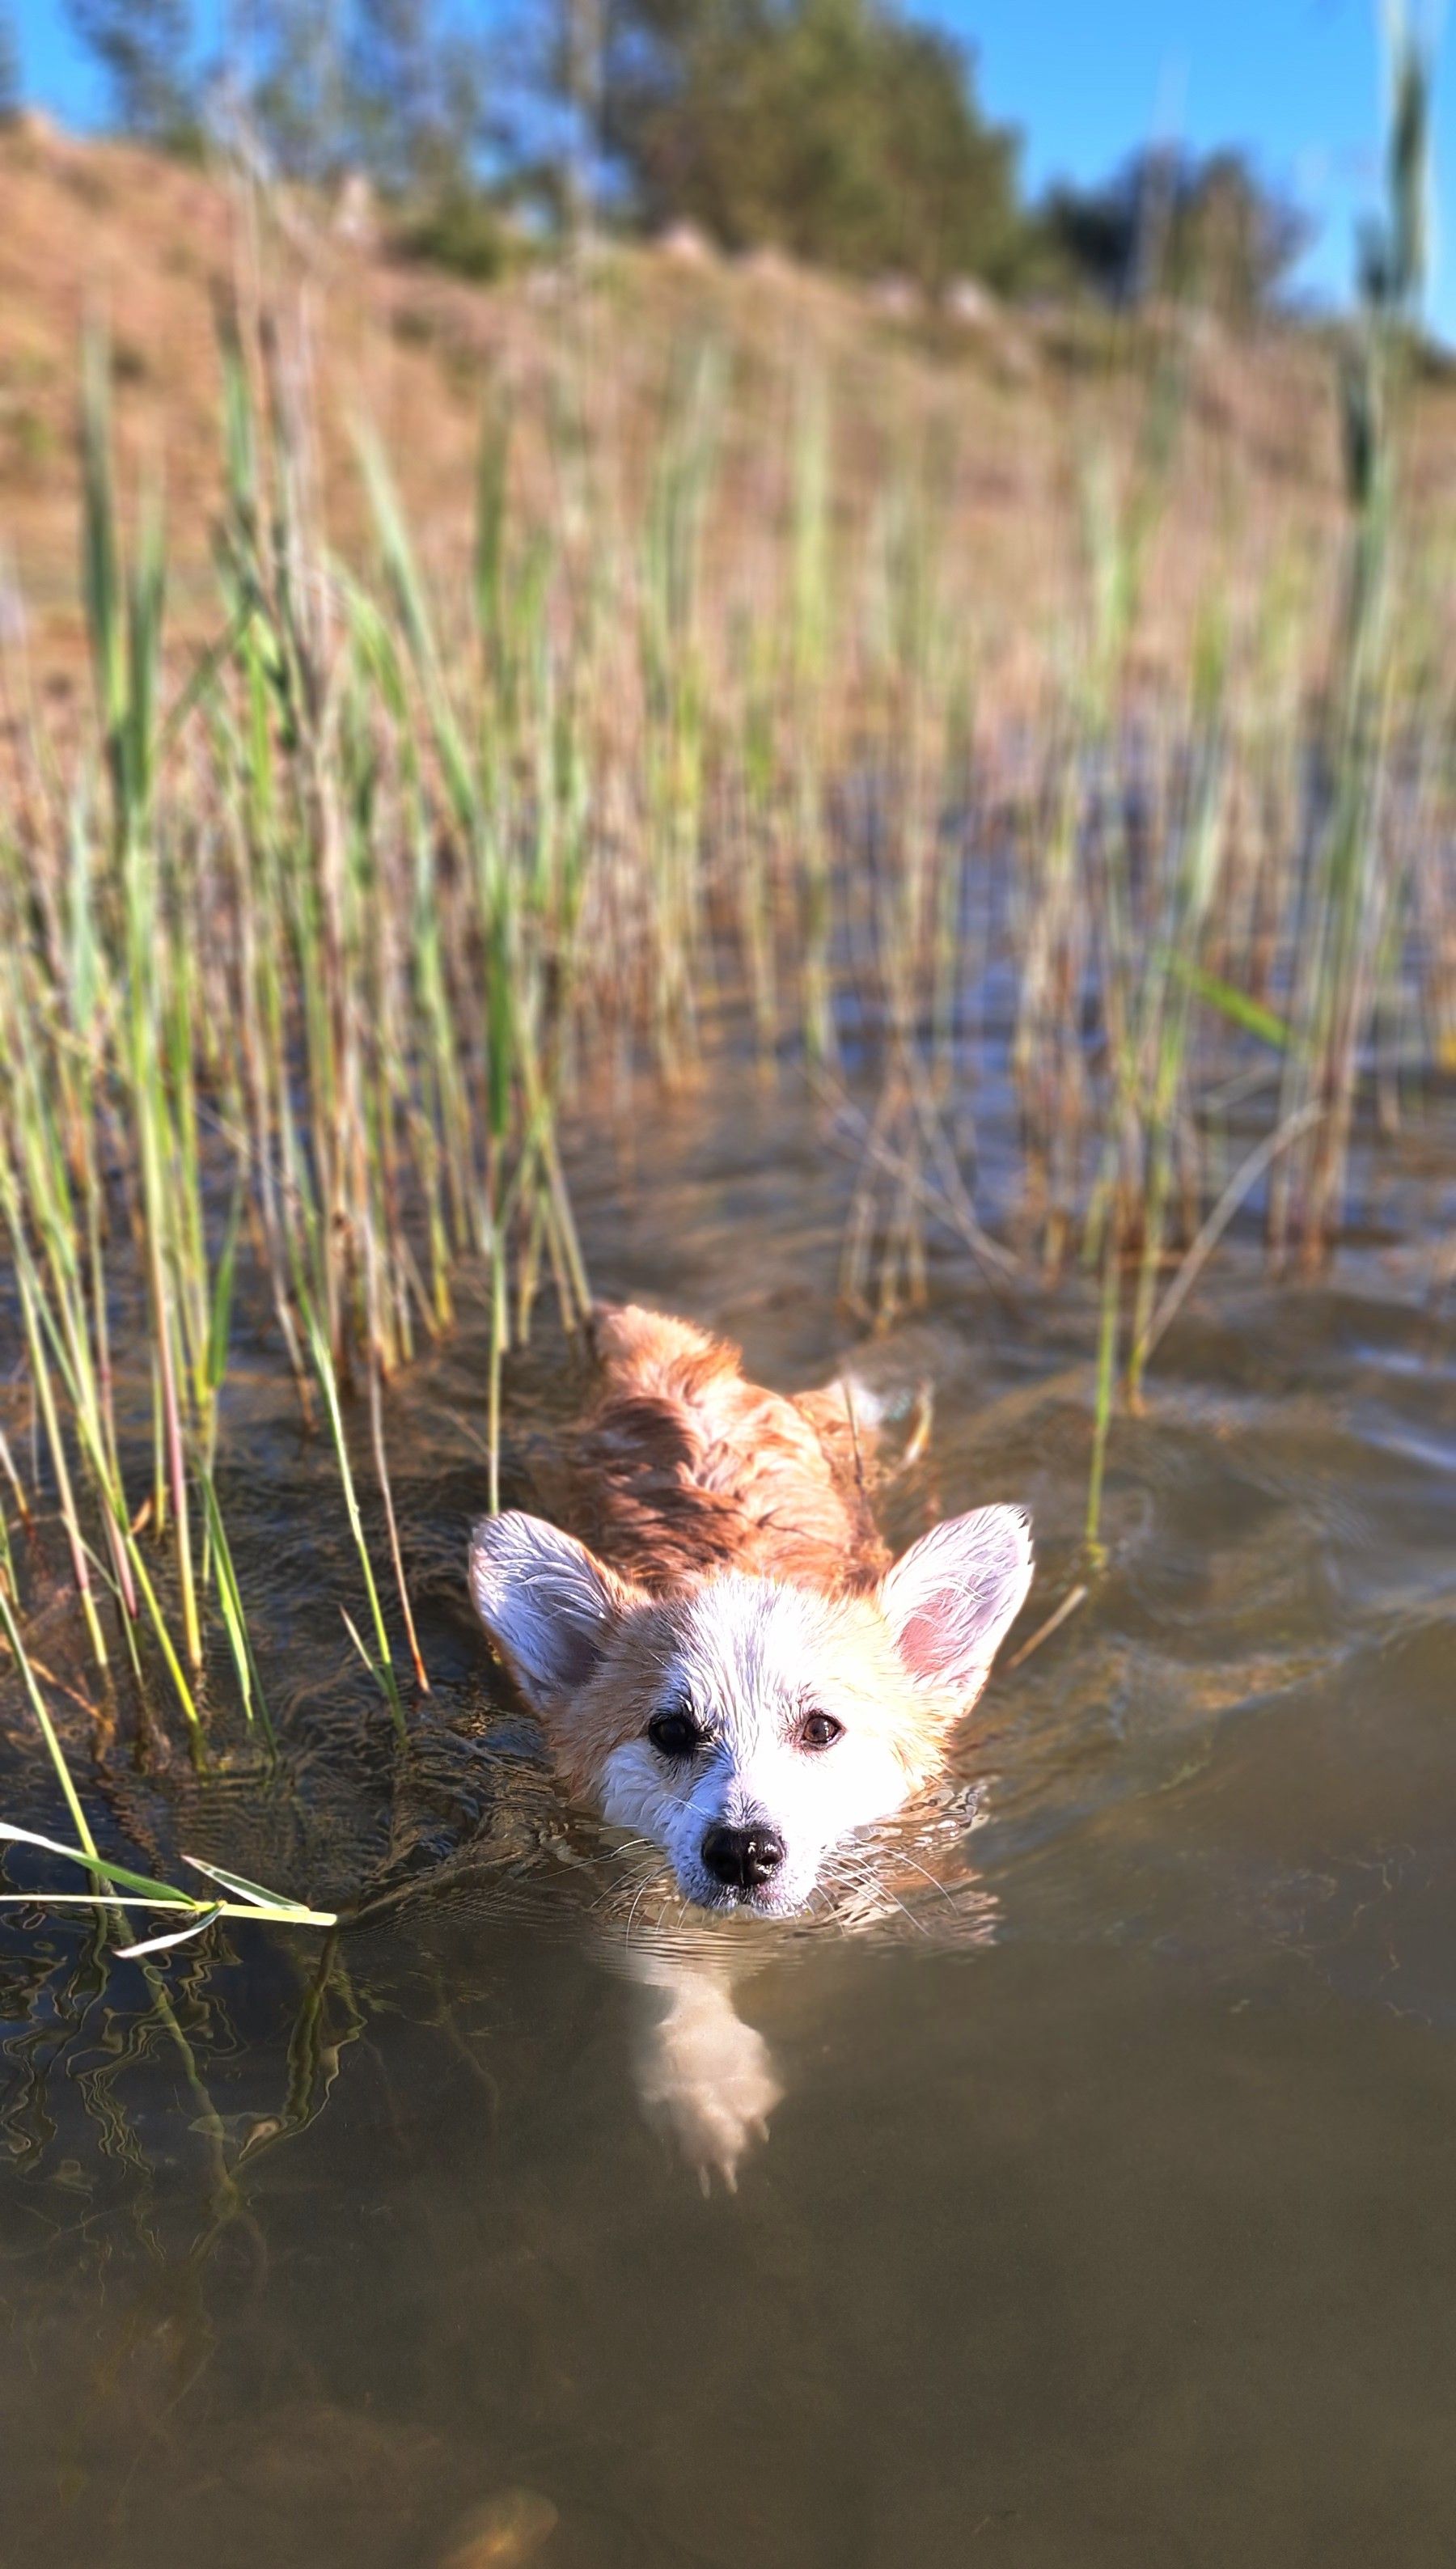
[3,1067,1456,2568]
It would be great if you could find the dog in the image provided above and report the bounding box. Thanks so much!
[468,1302,1032,2179]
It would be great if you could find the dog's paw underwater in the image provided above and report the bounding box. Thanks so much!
[469,1303,1033,1916]
[631,1959,785,2190]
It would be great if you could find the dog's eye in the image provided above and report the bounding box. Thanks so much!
[648,1704,702,1759]
[799,1711,844,1751]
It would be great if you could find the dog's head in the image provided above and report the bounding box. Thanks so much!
[468,1506,1032,1915]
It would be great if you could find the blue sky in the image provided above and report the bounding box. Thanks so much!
[12,0,1450,334]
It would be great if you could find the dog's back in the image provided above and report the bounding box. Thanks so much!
[566,1304,885,1594]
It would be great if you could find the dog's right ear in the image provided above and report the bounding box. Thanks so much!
[878,1504,1033,1702]
[468,1512,636,1712]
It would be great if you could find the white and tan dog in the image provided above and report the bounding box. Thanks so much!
[469,1303,1031,2178]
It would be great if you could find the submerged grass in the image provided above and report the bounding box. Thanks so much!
[0,37,1449,1877]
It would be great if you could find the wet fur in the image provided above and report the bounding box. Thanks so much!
[471,1305,1031,1873]
[468,1304,1033,2180]
[567,1302,888,1595]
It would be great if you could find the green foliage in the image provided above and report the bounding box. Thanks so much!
[345,0,493,195]
[245,0,503,289]
[246,0,492,194]
[246,0,345,183]
[602,0,1026,289]
[396,179,510,281]
[1041,147,1309,319]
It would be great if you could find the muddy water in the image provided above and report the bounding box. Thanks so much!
[4,1066,1456,2569]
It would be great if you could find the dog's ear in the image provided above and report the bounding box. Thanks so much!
[468,1513,637,1711]
[878,1505,1033,1699]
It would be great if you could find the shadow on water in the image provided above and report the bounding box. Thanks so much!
[4,1063,1456,2567]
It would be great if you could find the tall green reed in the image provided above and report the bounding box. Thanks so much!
[1,79,1451,1775]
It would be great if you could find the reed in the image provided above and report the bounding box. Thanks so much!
[0,40,1446,1838]
[0,1585,332,1952]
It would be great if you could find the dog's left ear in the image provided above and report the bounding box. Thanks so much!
[878,1505,1033,1699]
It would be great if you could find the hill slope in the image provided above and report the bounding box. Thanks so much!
[2,119,1452,698]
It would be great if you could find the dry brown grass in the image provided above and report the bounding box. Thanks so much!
[6,119,1455,709]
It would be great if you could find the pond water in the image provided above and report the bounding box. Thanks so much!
[3,1060,1456,2568]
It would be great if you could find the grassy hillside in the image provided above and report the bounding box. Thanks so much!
[6,116,1452,700]
[2,113,1456,1775]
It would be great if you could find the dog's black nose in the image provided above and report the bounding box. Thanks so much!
[701,1823,785,1890]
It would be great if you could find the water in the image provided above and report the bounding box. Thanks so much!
[4,1066,1456,2567]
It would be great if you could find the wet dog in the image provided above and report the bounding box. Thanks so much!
[468,1302,1032,2176]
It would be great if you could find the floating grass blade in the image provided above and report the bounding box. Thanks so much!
[0,1823,336,1946]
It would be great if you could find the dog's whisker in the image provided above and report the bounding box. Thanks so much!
[886,1847,956,1905]
[809,1881,852,1940]
[622,1878,654,1951]
[821,1852,934,1934]
[874,1881,931,1935]
[586,1848,666,1912]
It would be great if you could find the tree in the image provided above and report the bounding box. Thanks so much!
[66,0,198,143]
[245,0,347,181]
[0,6,21,121]
[1041,148,1309,320]
[246,0,490,196]
[599,0,1026,290]
[345,0,489,194]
